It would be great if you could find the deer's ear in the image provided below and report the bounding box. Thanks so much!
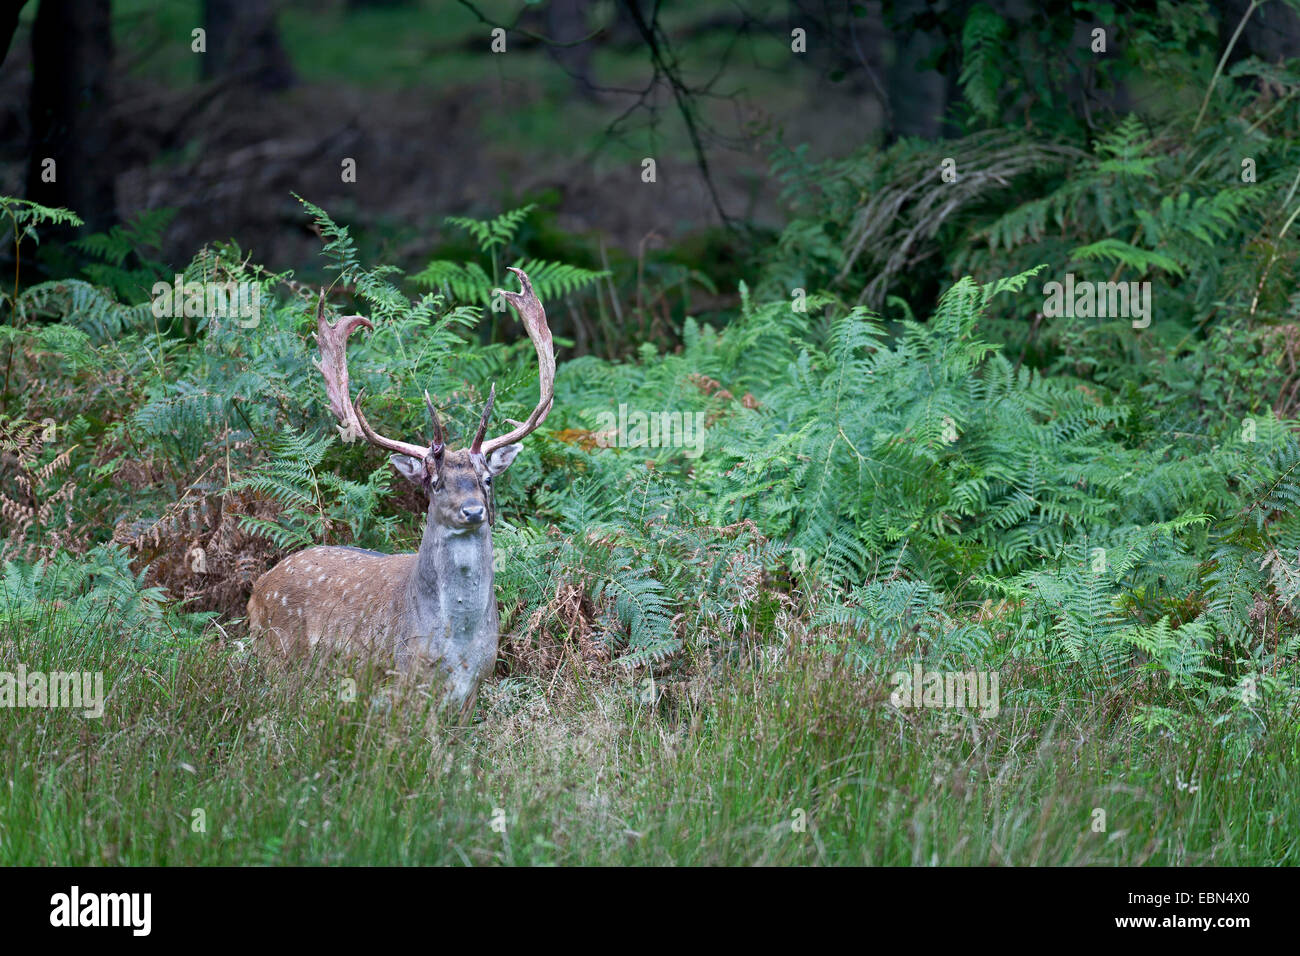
[390,453,426,486]
[485,443,523,476]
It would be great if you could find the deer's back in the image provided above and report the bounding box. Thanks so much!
[248,545,415,655]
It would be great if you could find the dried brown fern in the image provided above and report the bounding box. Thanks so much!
[0,418,85,562]
[110,434,292,619]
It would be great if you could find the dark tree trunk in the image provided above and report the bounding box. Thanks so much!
[884,5,957,141]
[0,0,32,70]
[202,0,295,92]
[25,0,116,235]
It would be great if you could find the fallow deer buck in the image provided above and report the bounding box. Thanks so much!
[247,267,554,716]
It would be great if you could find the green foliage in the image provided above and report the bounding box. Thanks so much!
[764,130,1083,311]
[228,430,395,551]
[768,21,1300,436]
[495,466,776,668]
[444,204,536,253]
[72,208,176,303]
[296,193,421,321]
[12,279,157,343]
[0,196,83,253]
[958,3,1009,123]
[412,203,607,312]
[0,543,176,637]
[0,197,85,324]
[537,254,1300,735]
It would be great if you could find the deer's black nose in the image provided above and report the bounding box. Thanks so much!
[461,504,485,524]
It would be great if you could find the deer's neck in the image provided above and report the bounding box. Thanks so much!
[407,520,496,647]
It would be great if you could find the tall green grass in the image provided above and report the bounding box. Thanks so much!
[2,602,1294,865]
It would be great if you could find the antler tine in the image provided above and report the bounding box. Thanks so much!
[311,290,428,460]
[469,383,496,456]
[480,267,555,456]
[424,389,445,459]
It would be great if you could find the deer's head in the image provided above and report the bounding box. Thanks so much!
[312,267,554,535]
[390,446,519,531]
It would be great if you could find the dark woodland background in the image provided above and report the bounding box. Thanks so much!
[3,0,1295,325]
